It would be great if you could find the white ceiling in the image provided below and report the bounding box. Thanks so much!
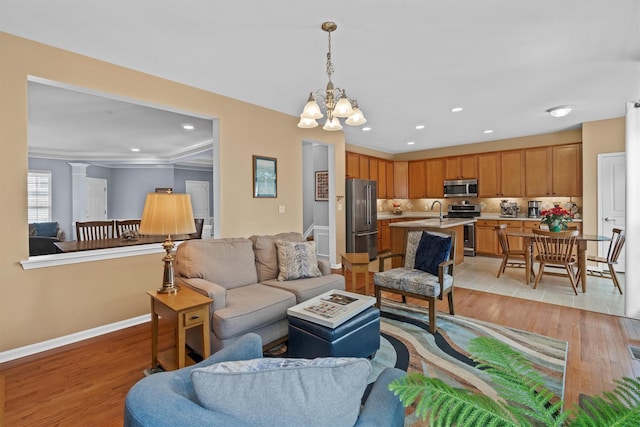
[2,0,639,155]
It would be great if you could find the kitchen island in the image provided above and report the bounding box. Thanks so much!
[390,218,476,266]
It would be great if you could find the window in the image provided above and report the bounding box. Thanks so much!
[28,171,52,222]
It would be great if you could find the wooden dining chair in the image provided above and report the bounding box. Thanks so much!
[578,228,625,294]
[495,224,535,281]
[115,219,141,238]
[532,229,580,295]
[76,220,116,241]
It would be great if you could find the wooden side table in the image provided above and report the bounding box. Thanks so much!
[341,253,371,295]
[147,287,212,371]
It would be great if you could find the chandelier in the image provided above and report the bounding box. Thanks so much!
[297,22,367,131]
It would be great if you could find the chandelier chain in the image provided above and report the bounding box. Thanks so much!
[326,31,334,81]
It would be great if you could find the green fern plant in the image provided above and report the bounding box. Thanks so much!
[389,336,640,426]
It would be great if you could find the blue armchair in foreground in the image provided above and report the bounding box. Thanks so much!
[124,333,406,427]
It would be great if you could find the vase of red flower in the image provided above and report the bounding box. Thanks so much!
[540,206,574,231]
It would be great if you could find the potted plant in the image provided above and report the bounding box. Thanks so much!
[540,206,574,232]
[389,336,640,426]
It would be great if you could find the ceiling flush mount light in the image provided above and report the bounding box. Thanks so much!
[483,129,494,134]
[297,22,367,131]
[451,107,464,113]
[415,125,425,130]
[182,123,195,130]
[546,105,573,118]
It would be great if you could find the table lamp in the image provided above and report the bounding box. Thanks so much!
[139,191,196,293]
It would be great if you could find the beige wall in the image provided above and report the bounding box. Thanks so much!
[0,33,345,352]
[581,117,626,236]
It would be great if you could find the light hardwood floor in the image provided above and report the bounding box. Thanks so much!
[1,260,638,426]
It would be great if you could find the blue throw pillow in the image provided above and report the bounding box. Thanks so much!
[34,222,58,237]
[414,232,452,276]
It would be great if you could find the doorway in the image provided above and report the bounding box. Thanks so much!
[85,177,107,221]
[598,152,626,271]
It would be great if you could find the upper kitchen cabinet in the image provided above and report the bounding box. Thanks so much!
[444,155,478,180]
[378,160,388,198]
[386,161,394,199]
[393,161,409,199]
[525,143,582,197]
[425,158,445,198]
[408,160,426,198]
[478,151,525,197]
[359,155,370,179]
[369,157,378,182]
[346,152,360,179]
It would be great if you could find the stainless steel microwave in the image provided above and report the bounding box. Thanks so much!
[443,179,478,198]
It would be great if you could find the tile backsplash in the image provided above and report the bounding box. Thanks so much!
[377,197,582,217]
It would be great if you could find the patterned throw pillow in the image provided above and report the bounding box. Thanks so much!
[191,357,371,427]
[275,240,322,281]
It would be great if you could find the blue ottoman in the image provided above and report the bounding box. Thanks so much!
[288,306,380,358]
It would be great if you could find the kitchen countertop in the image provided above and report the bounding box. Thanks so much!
[389,217,476,229]
[378,212,582,222]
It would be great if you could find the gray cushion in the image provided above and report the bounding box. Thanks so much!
[249,232,304,281]
[174,238,258,289]
[260,273,345,303]
[212,284,296,340]
[275,240,322,281]
[374,268,453,297]
[191,357,371,427]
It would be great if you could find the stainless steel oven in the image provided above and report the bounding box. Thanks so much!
[446,203,480,257]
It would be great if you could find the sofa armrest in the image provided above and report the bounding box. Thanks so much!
[355,367,406,427]
[317,259,332,275]
[175,277,227,310]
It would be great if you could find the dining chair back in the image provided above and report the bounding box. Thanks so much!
[584,228,625,294]
[532,229,579,294]
[115,219,141,238]
[495,224,535,281]
[76,220,116,241]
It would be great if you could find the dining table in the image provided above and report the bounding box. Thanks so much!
[54,234,194,253]
[506,230,611,292]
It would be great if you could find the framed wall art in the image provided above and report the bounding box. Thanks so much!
[253,155,277,198]
[315,170,329,201]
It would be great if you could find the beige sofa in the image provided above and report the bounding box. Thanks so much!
[174,232,345,354]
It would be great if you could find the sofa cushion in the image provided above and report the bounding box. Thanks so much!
[212,284,296,340]
[249,232,304,281]
[374,268,453,297]
[175,238,258,289]
[261,274,345,303]
[275,240,322,281]
[414,231,452,276]
[191,357,371,427]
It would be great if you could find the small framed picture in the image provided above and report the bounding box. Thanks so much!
[315,171,329,201]
[253,155,277,198]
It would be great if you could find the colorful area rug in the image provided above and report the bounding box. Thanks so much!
[369,300,568,426]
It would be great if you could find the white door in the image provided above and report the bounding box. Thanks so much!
[85,177,107,221]
[598,153,626,271]
[186,180,210,224]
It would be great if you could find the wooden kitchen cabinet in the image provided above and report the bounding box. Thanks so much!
[378,219,391,253]
[369,157,378,182]
[478,151,524,197]
[408,160,426,198]
[475,219,500,256]
[359,155,370,179]
[525,143,581,197]
[378,160,387,198]
[386,161,394,199]
[425,158,445,198]
[393,161,407,199]
[444,155,478,180]
[346,152,360,179]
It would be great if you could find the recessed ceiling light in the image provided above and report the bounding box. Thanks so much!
[131,148,140,152]
[483,129,494,134]
[451,107,463,113]
[182,123,195,130]
[362,127,372,132]
[415,125,425,130]
[407,141,415,145]
[546,105,573,118]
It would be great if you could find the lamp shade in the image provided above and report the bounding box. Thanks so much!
[333,97,354,118]
[139,193,196,236]
[297,115,319,128]
[323,116,343,131]
[345,107,367,126]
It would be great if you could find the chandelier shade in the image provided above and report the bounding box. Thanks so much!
[297,22,367,130]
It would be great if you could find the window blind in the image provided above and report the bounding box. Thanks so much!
[28,171,52,223]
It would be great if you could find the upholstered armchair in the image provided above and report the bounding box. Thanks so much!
[374,229,456,334]
[124,333,406,427]
[28,222,65,256]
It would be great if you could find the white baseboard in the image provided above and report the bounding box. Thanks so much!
[0,314,151,364]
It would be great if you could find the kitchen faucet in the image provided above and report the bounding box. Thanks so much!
[430,200,443,222]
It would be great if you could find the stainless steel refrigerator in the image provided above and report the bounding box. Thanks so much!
[346,179,378,261]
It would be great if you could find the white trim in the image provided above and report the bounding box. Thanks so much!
[0,314,150,363]
[20,240,187,270]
